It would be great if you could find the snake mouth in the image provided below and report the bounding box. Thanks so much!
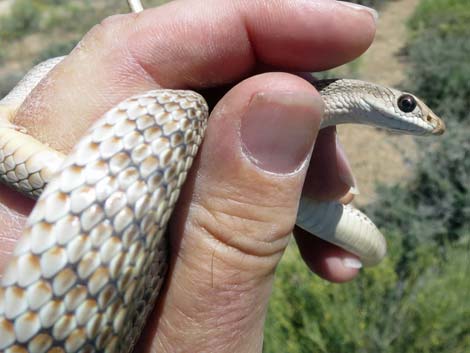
[386,125,429,135]
[388,111,445,136]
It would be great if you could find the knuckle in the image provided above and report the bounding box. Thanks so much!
[81,13,135,52]
[192,194,293,260]
[99,12,132,29]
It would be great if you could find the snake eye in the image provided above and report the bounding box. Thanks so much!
[397,94,417,113]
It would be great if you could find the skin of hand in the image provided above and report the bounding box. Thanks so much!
[0,0,377,351]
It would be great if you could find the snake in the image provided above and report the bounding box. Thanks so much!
[0,1,445,351]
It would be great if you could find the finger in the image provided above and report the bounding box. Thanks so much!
[136,72,323,352]
[339,192,355,205]
[14,0,376,152]
[294,228,361,282]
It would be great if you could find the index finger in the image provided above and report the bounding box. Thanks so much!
[14,0,376,152]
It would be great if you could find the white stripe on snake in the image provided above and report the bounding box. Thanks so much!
[0,1,445,351]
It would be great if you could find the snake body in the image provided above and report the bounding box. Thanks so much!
[0,1,445,352]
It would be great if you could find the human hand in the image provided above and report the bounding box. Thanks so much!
[0,0,377,351]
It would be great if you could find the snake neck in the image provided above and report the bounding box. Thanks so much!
[313,78,395,129]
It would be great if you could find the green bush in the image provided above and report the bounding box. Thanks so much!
[405,0,470,121]
[405,36,470,120]
[41,1,99,34]
[264,238,469,353]
[40,0,70,5]
[0,46,5,65]
[409,0,470,37]
[33,39,78,64]
[0,0,41,40]
[0,0,103,42]
[0,72,23,99]
[367,124,469,246]
[0,0,171,44]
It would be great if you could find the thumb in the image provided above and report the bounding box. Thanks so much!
[138,72,324,352]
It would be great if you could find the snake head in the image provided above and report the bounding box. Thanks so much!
[315,79,446,136]
[363,88,446,136]
[406,95,446,135]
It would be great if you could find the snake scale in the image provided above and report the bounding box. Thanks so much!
[0,1,445,352]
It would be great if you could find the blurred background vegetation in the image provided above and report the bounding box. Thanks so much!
[0,0,468,352]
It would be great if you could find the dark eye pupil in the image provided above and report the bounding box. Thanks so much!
[398,94,417,113]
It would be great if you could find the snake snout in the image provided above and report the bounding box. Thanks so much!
[427,112,445,135]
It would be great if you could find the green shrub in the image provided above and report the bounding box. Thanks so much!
[40,0,70,5]
[264,242,399,353]
[264,237,469,353]
[0,0,172,43]
[405,0,470,122]
[0,0,102,42]
[409,0,470,37]
[406,36,470,120]
[33,39,78,64]
[0,72,23,99]
[0,0,41,40]
[41,1,98,34]
[0,46,5,65]
[366,121,469,264]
